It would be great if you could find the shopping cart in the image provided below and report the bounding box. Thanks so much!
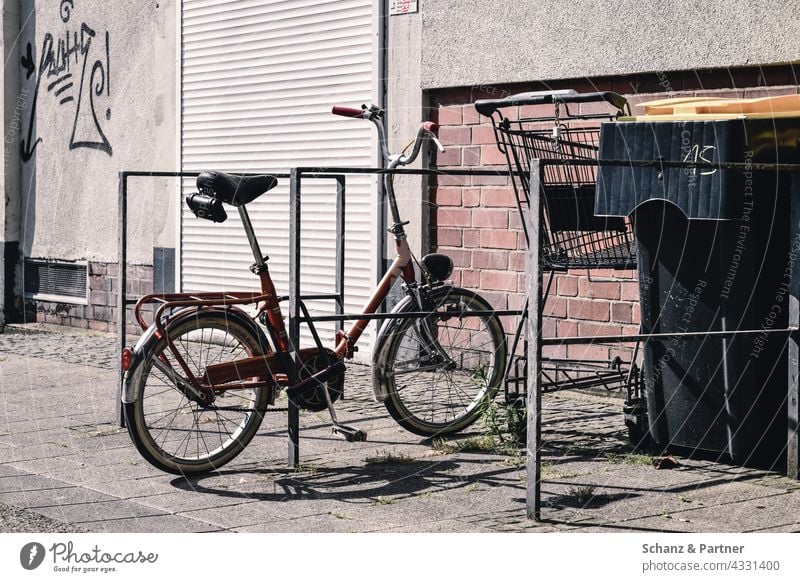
[474,90,645,443]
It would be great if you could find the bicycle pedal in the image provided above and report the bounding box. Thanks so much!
[333,425,367,442]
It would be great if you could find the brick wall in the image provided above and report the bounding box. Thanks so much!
[428,66,799,363]
[26,262,153,335]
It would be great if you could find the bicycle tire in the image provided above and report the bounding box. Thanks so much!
[374,286,507,437]
[124,311,270,475]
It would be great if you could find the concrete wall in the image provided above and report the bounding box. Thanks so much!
[1,1,21,323]
[17,0,177,269]
[420,0,800,89]
[387,9,428,255]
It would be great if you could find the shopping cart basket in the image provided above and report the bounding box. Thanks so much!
[474,90,645,442]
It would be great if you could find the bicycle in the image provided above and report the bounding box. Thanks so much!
[121,104,507,475]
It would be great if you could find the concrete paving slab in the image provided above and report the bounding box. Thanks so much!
[2,324,800,533]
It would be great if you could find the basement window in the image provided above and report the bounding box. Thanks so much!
[24,259,89,305]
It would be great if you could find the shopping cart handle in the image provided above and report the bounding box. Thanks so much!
[475,90,628,117]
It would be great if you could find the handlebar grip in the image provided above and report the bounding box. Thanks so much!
[332,105,364,118]
[422,121,439,135]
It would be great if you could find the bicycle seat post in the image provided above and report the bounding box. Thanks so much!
[238,205,267,269]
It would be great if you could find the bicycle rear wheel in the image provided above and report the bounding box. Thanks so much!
[374,286,507,437]
[124,311,271,475]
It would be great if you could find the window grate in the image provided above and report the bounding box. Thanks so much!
[24,260,88,301]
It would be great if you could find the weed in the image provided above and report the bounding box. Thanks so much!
[567,485,597,505]
[465,483,480,493]
[372,496,394,506]
[330,512,351,520]
[433,434,497,454]
[364,451,416,465]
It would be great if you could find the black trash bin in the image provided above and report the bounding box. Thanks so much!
[596,95,800,468]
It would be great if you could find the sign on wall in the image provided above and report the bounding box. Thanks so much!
[390,1,418,15]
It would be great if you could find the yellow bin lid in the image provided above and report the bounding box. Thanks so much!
[626,94,800,120]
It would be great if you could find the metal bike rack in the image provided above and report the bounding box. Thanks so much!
[117,167,523,468]
[525,157,800,521]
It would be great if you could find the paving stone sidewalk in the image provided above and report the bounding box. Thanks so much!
[0,323,798,533]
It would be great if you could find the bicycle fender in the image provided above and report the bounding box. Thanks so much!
[370,295,413,402]
[121,306,269,404]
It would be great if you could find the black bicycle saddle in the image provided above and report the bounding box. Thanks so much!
[196,171,278,206]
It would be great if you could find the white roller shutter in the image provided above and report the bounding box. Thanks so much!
[180,0,377,356]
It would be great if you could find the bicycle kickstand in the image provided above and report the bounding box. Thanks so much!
[323,377,367,443]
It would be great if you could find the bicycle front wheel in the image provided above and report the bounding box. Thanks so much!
[124,311,271,475]
[374,286,507,437]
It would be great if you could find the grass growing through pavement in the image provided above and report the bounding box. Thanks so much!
[364,451,416,465]
[567,485,597,505]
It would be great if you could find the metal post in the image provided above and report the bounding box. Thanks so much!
[525,160,543,520]
[116,172,127,427]
[335,176,346,332]
[788,171,800,479]
[287,168,302,467]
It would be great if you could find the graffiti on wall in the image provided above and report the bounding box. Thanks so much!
[21,0,112,162]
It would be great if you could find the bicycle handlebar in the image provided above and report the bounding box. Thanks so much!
[331,104,445,164]
[331,105,365,119]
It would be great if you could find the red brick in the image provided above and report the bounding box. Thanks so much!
[437,106,462,126]
[481,230,518,250]
[448,249,472,268]
[568,298,610,322]
[461,104,481,125]
[542,297,567,318]
[462,229,480,248]
[481,270,517,292]
[508,212,524,230]
[434,187,462,207]
[536,315,554,335]
[461,269,480,287]
[508,292,526,310]
[472,209,509,229]
[620,281,640,301]
[481,145,506,166]
[557,276,579,297]
[478,291,509,310]
[520,103,558,118]
[462,146,481,166]
[471,125,498,145]
[471,173,509,186]
[472,250,509,270]
[567,344,611,362]
[90,289,110,306]
[437,228,462,247]
[578,278,621,300]
[462,188,481,207]
[508,251,525,271]
[439,126,471,145]
[436,208,471,227]
[89,320,110,332]
[611,302,633,324]
[480,187,517,208]
[632,303,641,325]
[557,320,579,337]
[437,174,470,186]
[435,146,461,167]
[578,322,623,338]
